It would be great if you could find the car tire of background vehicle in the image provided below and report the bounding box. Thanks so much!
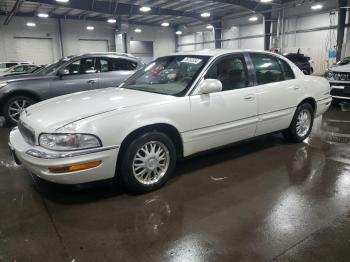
[119,131,177,194]
[283,103,314,143]
[2,95,36,126]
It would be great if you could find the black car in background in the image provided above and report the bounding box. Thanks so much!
[284,53,314,75]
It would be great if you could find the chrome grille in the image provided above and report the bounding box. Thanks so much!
[18,120,35,146]
[333,72,350,81]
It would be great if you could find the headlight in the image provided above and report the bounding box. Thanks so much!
[325,70,334,80]
[39,133,102,151]
[0,82,8,89]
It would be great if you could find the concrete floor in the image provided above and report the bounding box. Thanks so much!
[0,106,349,262]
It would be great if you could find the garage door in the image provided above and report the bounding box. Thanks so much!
[14,37,54,65]
[79,39,109,54]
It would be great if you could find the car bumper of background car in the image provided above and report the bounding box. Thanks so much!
[9,128,119,184]
[316,96,332,118]
[329,81,350,100]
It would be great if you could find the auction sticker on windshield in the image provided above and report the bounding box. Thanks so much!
[181,57,203,64]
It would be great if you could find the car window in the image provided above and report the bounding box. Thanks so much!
[65,58,97,75]
[250,54,284,85]
[99,58,137,72]
[13,66,25,72]
[205,55,249,91]
[337,57,350,65]
[6,63,17,68]
[279,59,295,80]
[123,55,210,96]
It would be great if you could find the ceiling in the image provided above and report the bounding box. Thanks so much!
[0,0,286,26]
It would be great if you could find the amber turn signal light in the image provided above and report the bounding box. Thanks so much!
[48,160,102,173]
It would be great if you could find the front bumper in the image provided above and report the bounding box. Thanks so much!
[9,128,119,184]
[329,81,350,100]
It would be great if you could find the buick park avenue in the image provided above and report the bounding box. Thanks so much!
[9,49,332,193]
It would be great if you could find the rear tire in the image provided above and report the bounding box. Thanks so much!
[283,103,314,143]
[119,131,177,194]
[2,95,36,126]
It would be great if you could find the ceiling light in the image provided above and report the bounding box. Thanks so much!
[261,0,272,3]
[140,6,151,12]
[107,18,117,23]
[206,24,213,29]
[249,16,258,21]
[38,13,49,18]
[56,0,69,3]
[161,22,169,27]
[175,30,182,35]
[311,4,323,10]
[86,26,94,30]
[200,12,210,18]
[26,22,36,27]
[134,28,142,33]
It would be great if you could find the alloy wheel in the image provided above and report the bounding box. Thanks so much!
[8,99,32,123]
[296,109,311,137]
[132,141,170,185]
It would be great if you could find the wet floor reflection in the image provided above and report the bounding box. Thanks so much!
[0,106,350,261]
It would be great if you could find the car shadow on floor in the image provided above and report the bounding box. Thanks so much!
[34,133,287,205]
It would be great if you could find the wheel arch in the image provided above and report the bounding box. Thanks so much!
[298,97,317,115]
[116,123,184,170]
[0,90,41,113]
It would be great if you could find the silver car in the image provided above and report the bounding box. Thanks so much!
[0,53,144,125]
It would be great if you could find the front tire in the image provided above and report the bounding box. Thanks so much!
[119,131,177,194]
[3,95,36,126]
[283,103,314,143]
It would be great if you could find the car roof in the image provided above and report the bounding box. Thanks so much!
[71,52,138,60]
[169,49,278,58]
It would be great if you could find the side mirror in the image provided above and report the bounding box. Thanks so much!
[198,79,222,95]
[57,68,69,78]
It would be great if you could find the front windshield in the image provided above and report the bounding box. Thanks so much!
[122,55,210,96]
[35,58,69,76]
[337,57,350,66]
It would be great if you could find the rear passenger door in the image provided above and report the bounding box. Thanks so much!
[97,57,138,88]
[248,53,302,136]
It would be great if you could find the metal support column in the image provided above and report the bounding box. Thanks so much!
[336,0,347,61]
[264,12,272,51]
[213,20,222,49]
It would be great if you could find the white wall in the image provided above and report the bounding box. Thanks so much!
[124,24,175,58]
[0,16,175,64]
[281,12,338,75]
[60,19,116,56]
[0,16,61,63]
[176,0,346,75]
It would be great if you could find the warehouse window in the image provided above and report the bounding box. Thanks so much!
[250,54,284,85]
[205,55,249,91]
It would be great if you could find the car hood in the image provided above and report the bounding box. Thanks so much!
[329,63,350,73]
[21,87,173,131]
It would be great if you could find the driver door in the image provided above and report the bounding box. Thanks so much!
[49,57,100,98]
[189,54,258,154]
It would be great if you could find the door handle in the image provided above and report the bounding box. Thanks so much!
[87,79,97,84]
[244,95,255,101]
[293,85,301,90]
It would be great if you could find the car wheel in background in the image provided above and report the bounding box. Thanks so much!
[283,103,314,143]
[119,131,177,194]
[2,95,36,126]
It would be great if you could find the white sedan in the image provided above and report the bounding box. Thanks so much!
[9,49,332,193]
